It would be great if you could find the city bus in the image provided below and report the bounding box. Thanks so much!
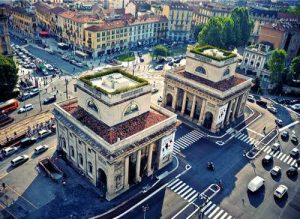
[0,99,19,113]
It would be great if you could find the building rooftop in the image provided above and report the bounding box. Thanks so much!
[61,103,168,144]
[189,45,237,61]
[173,69,247,92]
[59,11,99,23]
[170,2,190,10]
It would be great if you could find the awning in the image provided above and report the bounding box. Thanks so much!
[75,50,88,57]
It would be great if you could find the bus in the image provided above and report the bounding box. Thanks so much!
[0,99,19,113]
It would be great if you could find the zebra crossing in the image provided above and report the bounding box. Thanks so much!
[228,128,260,146]
[261,145,298,167]
[173,130,205,155]
[167,179,199,203]
[200,200,235,219]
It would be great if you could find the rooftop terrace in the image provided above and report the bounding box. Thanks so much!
[189,45,237,61]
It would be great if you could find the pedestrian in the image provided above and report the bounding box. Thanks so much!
[242,198,245,205]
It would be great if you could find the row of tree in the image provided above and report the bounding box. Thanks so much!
[198,7,254,49]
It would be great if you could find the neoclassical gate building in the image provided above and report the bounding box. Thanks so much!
[53,69,177,200]
[163,45,252,133]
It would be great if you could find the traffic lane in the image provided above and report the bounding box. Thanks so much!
[174,123,195,141]
[25,45,85,75]
[276,123,300,154]
[272,103,296,125]
[221,152,299,219]
[0,135,57,179]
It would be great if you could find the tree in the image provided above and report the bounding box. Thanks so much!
[268,49,287,85]
[222,17,235,49]
[198,17,224,48]
[0,55,18,101]
[153,45,168,58]
[289,56,300,81]
[193,24,204,40]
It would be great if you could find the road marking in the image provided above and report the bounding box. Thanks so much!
[266,148,272,154]
[181,187,193,197]
[273,151,280,157]
[0,203,17,219]
[227,215,233,219]
[277,152,283,159]
[6,184,38,209]
[287,157,294,165]
[184,190,197,200]
[177,185,189,195]
[279,120,299,132]
[173,182,186,193]
[204,204,216,215]
[200,201,212,212]
[213,209,224,219]
[246,128,265,137]
[283,156,290,163]
[187,193,198,202]
[291,160,296,166]
[280,154,286,161]
[219,212,228,219]
[208,206,220,218]
[168,178,179,187]
[170,181,183,190]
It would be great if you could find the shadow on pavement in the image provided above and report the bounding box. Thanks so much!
[247,187,265,208]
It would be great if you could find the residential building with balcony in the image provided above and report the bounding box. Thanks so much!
[163,45,252,133]
[162,2,193,42]
[53,68,177,200]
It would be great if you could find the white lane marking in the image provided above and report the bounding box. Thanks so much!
[177,185,189,195]
[181,187,193,198]
[187,193,198,203]
[208,206,220,218]
[184,190,197,200]
[277,152,283,159]
[280,154,286,161]
[168,178,179,187]
[213,209,224,219]
[170,181,183,190]
[204,204,216,215]
[201,201,212,212]
[291,160,296,166]
[219,212,228,219]
[287,157,294,165]
[173,182,186,193]
[283,156,290,163]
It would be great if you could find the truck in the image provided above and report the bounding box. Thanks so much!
[39,157,63,182]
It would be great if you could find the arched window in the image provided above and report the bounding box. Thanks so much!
[195,66,206,75]
[79,154,83,166]
[124,103,139,116]
[87,100,98,113]
[223,69,230,76]
[70,146,75,158]
[88,161,93,174]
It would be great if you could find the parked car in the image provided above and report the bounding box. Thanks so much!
[287,165,298,177]
[248,176,265,192]
[274,185,288,199]
[42,69,49,76]
[20,137,37,148]
[275,119,283,127]
[290,148,299,158]
[43,95,56,104]
[2,147,18,156]
[155,65,164,70]
[165,57,173,62]
[151,88,159,94]
[271,142,280,151]
[75,62,83,67]
[34,145,49,154]
[18,104,33,113]
[270,166,281,177]
[291,134,298,143]
[45,64,54,71]
[29,88,40,97]
[174,58,181,63]
[247,96,256,103]
[262,154,273,165]
[19,92,31,101]
[256,100,267,107]
[267,106,277,113]
[281,131,289,139]
[38,129,52,139]
[11,155,29,167]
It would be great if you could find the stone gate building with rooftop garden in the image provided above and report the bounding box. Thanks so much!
[162,45,252,133]
[53,68,177,200]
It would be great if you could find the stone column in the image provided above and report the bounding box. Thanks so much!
[146,144,154,176]
[198,99,207,125]
[231,98,239,122]
[172,87,178,110]
[225,101,233,125]
[190,95,196,119]
[235,95,244,118]
[124,156,129,189]
[135,150,141,183]
[181,90,187,114]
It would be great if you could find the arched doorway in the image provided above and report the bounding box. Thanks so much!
[58,137,67,158]
[97,168,107,191]
[166,94,173,107]
[203,112,213,130]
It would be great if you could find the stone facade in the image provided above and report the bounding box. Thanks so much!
[163,46,252,133]
[53,69,177,200]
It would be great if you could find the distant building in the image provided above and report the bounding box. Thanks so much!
[125,0,151,18]
[240,43,272,81]
[162,2,193,42]
[0,6,12,56]
[53,68,177,200]
[163,45,252,133]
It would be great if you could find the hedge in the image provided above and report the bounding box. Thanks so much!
[79,68,149,95]
[190,45,237,61]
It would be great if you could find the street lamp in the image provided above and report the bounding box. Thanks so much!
[142,204,149,219]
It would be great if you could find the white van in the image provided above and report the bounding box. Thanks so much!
[2,147,17,156]
[11,155,29,167]
[38,129,52,139]
[248,176,265,192]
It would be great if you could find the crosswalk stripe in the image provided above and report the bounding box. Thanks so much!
[277,152,283,159]
[236,133,242,138]
[200,201,212,212]
[168,178,180,187]
[170,181,183,190]
[266,148,272,154]
[245,138,251,144]
[177,185,189,195]
[287,157,294,165]
[227,215,232,219]
[249,138,256,145]
[240,135,248,141]
[291,160,296,166]
[184,190,197,200]
[273,151,280,157]
[260,145,267,151]
[283,156,290,163]
[254,141,260,146]
[270,151,274,156]
[208,206,220,218]
[173,182,186,193]
[187,193,198,202]
[219,212,228,219]
[280,154,286,161]
[263,146,270,152]
[204,204,216,215]
[213,209,224,219]
[173,147,180,152]
[181,187,193,198]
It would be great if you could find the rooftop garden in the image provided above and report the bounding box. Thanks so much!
[190,45,237,61]
[79,68,149,95]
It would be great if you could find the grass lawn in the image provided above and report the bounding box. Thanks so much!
[116,52,135,62]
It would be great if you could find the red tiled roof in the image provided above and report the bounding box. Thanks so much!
[61,104,168,144]
[175,70,247,92]
[50,7,66,15]
[85,20,126,32]
[60,11,98,23]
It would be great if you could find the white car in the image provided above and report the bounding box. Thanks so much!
[155,65,164,70]
[18,104,33,113]
[267,106,277,114]
[38,129,52,139]
[274,185,288,198]
[11,155,29,167]
[2,147,18,156]
[34,145,49,154]
[271,142,280,151]
[290,148,299,157]
[45,64,54,71]
[270,166,281,176]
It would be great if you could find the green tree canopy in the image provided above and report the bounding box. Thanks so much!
[193,24,204,40]
[289,55,300,81]
[153,44,168,58]
[268,49,287,84]
[0,55,18,101]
